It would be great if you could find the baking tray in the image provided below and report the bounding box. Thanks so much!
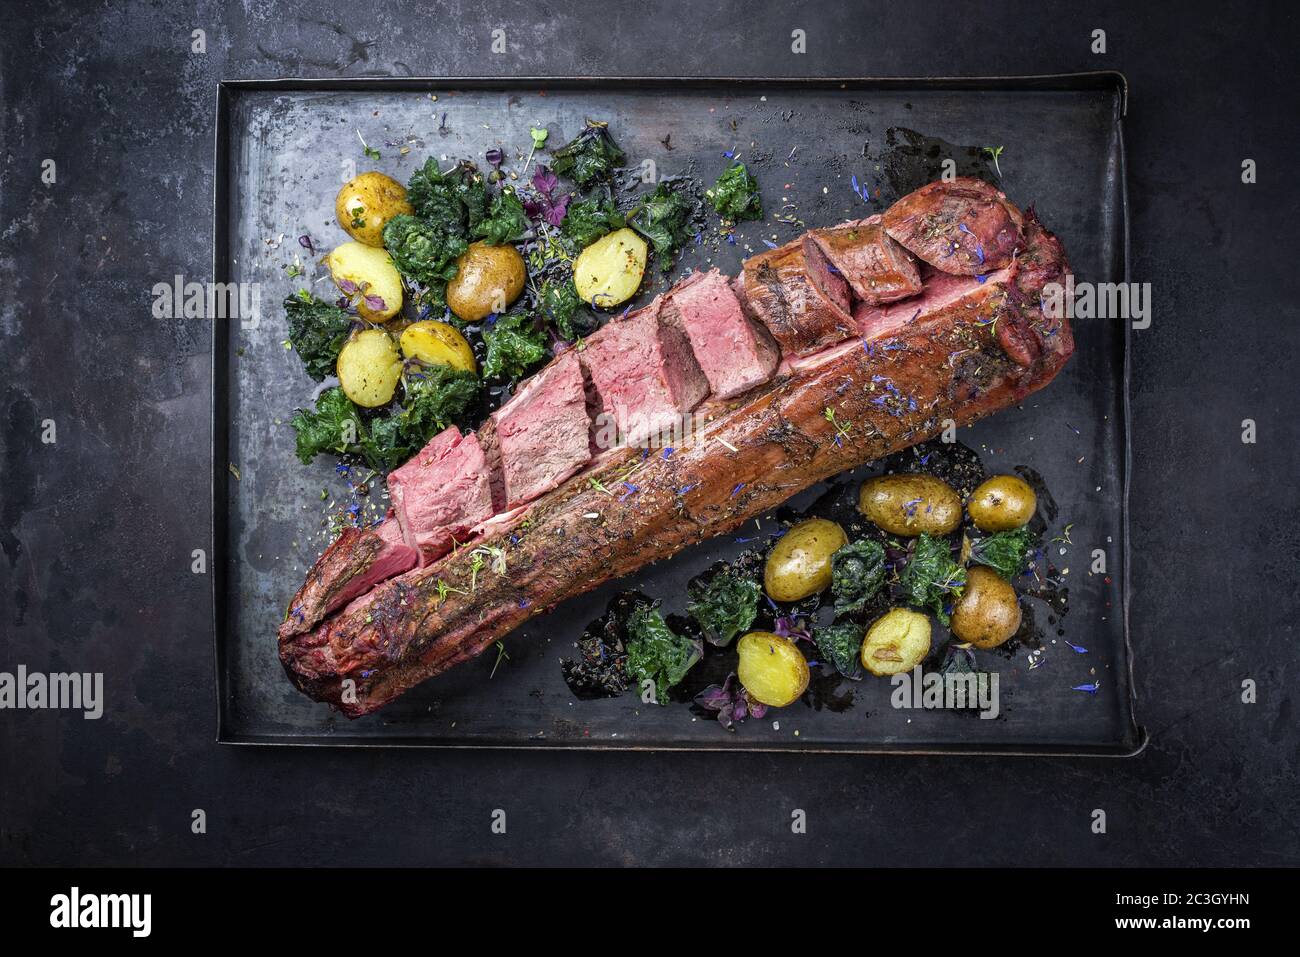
[212,74,1142,753]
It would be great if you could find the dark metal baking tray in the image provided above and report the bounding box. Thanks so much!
[212,74,1141,753]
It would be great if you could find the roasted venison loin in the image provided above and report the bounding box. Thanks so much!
[279,177,1074,716]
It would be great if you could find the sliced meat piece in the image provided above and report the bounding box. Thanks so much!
[882,177,1025,276]
[741,235,855,355]
[668,269,779,399]
[278,514,418,640]
[387,426,494,565]
[579,296,710,448]
[852,262,1018,342]
[810,214,922,304]
[493,351,591,507]
[474,418,508,514]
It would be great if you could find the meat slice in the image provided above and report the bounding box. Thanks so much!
[493,351,591,507]
[668,269,779,399]
[882,177,1025,276]
[810,215,921,304]
[742,235,855,355]
[852,263,1018,341]
[278,515,417,640]
[387,426,494,565]
[579,296,710,448]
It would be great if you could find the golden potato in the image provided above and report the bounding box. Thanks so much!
[445,242,526,322]
[860,609,932,676]
[573,227,647,308]
[950,566,1022,648]
[336,329,402,408]
[399,320,477,374]
[336,172,413,247]
[858,473,963,537]
[737,631,810,707]
[764,518,849,602]
[967,474,1037,532]
[326,242,403,322]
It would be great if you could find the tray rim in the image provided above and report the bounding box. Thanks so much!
[210,72,1142,756]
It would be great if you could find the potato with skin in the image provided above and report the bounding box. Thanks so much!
[737,632,810,708]
[445,242,526,322]
[573,228,647,308]
[967,474,1037,532]
[860,609,932,677]
[858,473,963,537]
[764,518,849,602]
[326,242,403,322]
[336,172,413,247]
[950,566,1022,648]
[399,320,477,375]
[337,329,403,408]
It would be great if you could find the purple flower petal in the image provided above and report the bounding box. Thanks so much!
[337,278,359,295]
[363,294,386,311]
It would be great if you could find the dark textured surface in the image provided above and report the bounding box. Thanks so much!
[2,0,1297,865]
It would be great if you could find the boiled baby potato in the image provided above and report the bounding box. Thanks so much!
[737,631,810,708]
[445,242,526,322]
[337,329,402,408]
[967,474,1037,532]
[326,242,403,322]
[573,227,647,308]
[764,518,848,602]
[336,172,413,247]
[950,566,1022,649]
[400,320,477,375]
[858,473,962,537]
[860,608,932,677]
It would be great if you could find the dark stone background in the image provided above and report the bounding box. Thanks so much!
[1,0,1296,866]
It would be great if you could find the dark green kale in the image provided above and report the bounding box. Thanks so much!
[284,291,353,381]
[630,180,701,268]
[472,187,529,245]
[538,278,597,341]
[290,387,365,464]
[814,622,863,679]
[355,412,412,473]
[481,311,548,382]
[706,161,763,221]
[550,121,626,187]
[830,538,887,615]
[397,364,480,445]
[560,193,626,248]
[382,214,467,289]
[406,158,472,237]
[686,568,762,647]
[968,526,1038,580]
[899,533,967,625]
[624,604,702,703]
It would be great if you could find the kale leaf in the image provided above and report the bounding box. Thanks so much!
[830,538,887,615]
[625,604,702,703]
[284,291,354,381]
[472,187,529,245]
[482,311,548,382]
[899,533,967,625]
[383,214,467,289]
[968,526,1038,580]
[561,193,626,248]
[398,364,480,446]
[538,278,598,341]
[707,161,763,221]
[290,387,365,465]
[630,180,700,268]
[686,568,762,647]
[550,121,626,187]
[814,622,863,679]
[406,158,472,237]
